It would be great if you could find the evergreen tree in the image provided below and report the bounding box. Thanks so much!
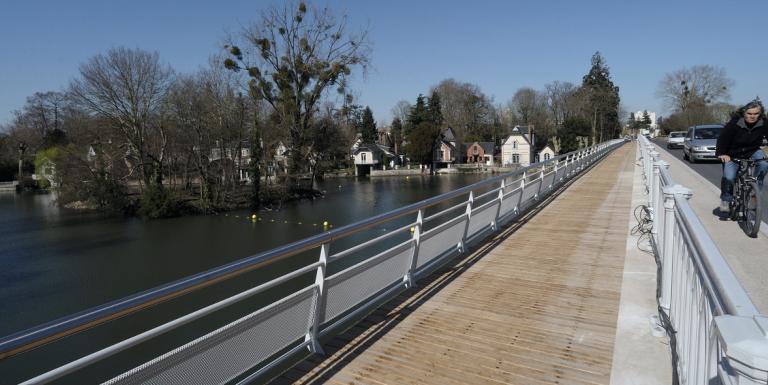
[581,52,620,143]
[427,91,444,126]
[405,94,428,137]
[641,110,652,130]
[360,106,377,143]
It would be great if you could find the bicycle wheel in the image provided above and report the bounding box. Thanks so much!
[742,181,762,237]
[729,183,741,221]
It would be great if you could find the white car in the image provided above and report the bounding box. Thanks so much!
[666,131,686,149]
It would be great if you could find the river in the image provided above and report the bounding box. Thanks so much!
[0,173,489,383]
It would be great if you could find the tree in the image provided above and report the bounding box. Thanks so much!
[405,94,428,137]
[224,1,371,180]
[544,81,577,128]
[70,47,174,188]
[391,100,412,126]
[360,106,377,143]
[431,79,494,143]
[427,91,443,127]
[581,52,620,143]
[559,116,591,153]
[657,65,733,113]
[641,110,652,130]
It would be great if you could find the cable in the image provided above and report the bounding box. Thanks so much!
[632,204,654,254]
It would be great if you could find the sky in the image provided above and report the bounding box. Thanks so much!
[1,0,767,128]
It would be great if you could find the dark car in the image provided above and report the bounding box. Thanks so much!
[683,124,722,163]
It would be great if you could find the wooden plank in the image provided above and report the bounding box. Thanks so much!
[274,144,635,385]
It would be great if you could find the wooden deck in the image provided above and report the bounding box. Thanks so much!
[274,144,636,385]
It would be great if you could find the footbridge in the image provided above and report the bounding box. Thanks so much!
[2,138,767,385]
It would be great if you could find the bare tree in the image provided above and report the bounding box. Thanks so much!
[70,47,174,188]
[224,0,371,180]
[391,100,412,126]
[431,78,495,142]
[544,81,576,128]
[657,65,733,112]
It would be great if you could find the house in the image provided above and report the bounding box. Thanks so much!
[465,142,495,165]
[209,141,253,182]
[272,141,290,175]
[500,126,534,167]
[537,145,556,162]
[433,127,459,169]
[352,142,395,176]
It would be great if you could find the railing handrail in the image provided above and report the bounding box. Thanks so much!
[0,145,600,359]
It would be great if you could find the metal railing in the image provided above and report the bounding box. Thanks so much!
[2,139,625,384]
[638,136,768,385]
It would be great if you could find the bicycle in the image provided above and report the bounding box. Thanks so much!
[727,158,764,237]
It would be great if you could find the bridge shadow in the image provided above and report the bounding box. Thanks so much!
[269,162,599,384]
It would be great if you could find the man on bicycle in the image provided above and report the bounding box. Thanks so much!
[716,98,768,212]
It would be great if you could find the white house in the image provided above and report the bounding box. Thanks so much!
[352,142,395,176]
[537,145,556,162]
[500,126,533,167]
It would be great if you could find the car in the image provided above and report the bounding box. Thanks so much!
[666,131,686,149]
[682,124,722,163]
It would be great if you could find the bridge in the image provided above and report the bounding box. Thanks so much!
[1,138,767,384]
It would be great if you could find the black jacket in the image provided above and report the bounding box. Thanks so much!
[715,116,768,159]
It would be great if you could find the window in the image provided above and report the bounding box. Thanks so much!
[361,153,367,162]
[472,146,479,155]
[544,153,550,160]
[513,140,518,149]
[512,154,520,164]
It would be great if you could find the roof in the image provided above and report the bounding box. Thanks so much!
[464,141,495,154]
[441,127,457,142]
[507,125,530,136]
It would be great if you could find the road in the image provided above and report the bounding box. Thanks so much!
[651,137,768,225]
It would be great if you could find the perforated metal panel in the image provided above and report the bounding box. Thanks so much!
[499,187,522,217]
[467,201,499,240]
[416,216,466,269]
[102,286,315,385]
[541,172,555,193]
[323,240,412,322]
[520,179,542,206]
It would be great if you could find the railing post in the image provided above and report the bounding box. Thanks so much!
[306,243,329,355]
[659,184,692,312]
[714,315,768,385]
[647,150,659,216]
[651,159,668,229]
[553,161,560,185]
[459,191,474,253]
[492,180,505,231]
[403,209,423,289]
[535,167,545,200]
[516,172,526,213]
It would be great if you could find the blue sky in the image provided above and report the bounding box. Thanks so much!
[1,0,766,128]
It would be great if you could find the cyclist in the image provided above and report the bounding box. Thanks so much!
[716,98,768,212]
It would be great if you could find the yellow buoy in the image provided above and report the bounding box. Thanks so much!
[323,221,329,226]
[410,226,415,234]
[251,214,256,220]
